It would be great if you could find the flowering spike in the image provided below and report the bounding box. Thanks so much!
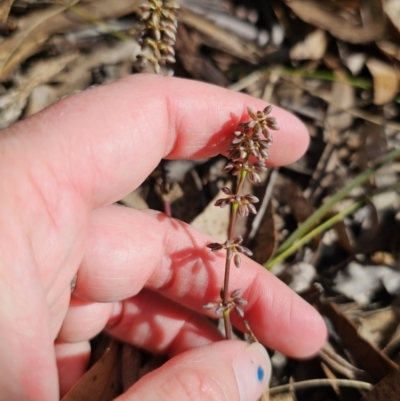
[204,104,278,340]
[137,0,180,75]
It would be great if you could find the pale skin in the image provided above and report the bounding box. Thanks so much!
[0,74,327,401]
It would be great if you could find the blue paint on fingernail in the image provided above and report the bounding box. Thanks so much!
[257,366,264,382]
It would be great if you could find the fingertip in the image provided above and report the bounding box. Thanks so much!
[239,270,327,359]
[267,110,310,167]
[233,342,271,401]
[119,340,270,401]
[281,291,328,358]
[285,306,327,358]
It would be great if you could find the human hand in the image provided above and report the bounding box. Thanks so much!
[0,74,326,401]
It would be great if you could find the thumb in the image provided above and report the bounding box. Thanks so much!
[118,341,271,401]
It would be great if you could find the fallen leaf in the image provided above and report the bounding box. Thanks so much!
[179,7,260,64]
[377,40,400,62]
[285,0,384,44]
[383,0,400,36]
[0,0,140,80]
[317,299,399,383]
[290,29,327,61]
[0,0,14,25]
[249,199,276,265]
[366,58,399,105]
[0,52,78,128]
[359,369,400,401]
[25,39,140,117]
[121,344,141,392]
[62,337,122,401]
[349,307,400,349]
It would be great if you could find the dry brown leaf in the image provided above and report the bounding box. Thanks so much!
[366,58,399,105]
[0,0,15,25]
[24,39,140,117]
[351,307,400,349]
[121,344,141,392]
[249,200,276,265]
[325,80,355,137]
[275,177,314,226]
[0,52,78,128]
[0,0,140,80]
[285,0,384,44]
[0,4,78,79]
[359,369,400,401]
[332,218,354,254]
[278,72,400,131]
[376,40,400,61]
[176,23,229,86]
[317,299,398,383]
[62,338,122,401]
[383,0,400,36]
[179,7,259,64]
[290,29,328,61]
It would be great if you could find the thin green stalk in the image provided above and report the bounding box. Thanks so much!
[266,200,363,269]
[278,67,372,90]
[276,148,400,256]
[266,179,400,269]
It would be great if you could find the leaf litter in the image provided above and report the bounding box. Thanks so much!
[1,0,400,400]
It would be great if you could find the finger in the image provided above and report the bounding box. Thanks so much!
[106,290,222,356]
[116,340,271,401]
[55,341,91,397]
[76,205,327,358]
[6,74,309,211]
[56,295,114,343]
[58,290,221,356]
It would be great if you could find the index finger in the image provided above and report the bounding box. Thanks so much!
[6,74,309,209]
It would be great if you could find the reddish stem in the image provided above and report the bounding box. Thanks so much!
[222,170,247,340]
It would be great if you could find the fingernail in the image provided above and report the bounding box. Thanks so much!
[233,343,271,401]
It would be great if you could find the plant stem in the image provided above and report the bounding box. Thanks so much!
[222,170,248,339]
[275,148,400,256]
[222,253,233,339]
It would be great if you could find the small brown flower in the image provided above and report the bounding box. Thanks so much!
[214,188,259,216]
[207,235,253,268]
[228,128,274,163]
[240,105,280,136]
[203,288,248,317]
[230,289,248,317]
